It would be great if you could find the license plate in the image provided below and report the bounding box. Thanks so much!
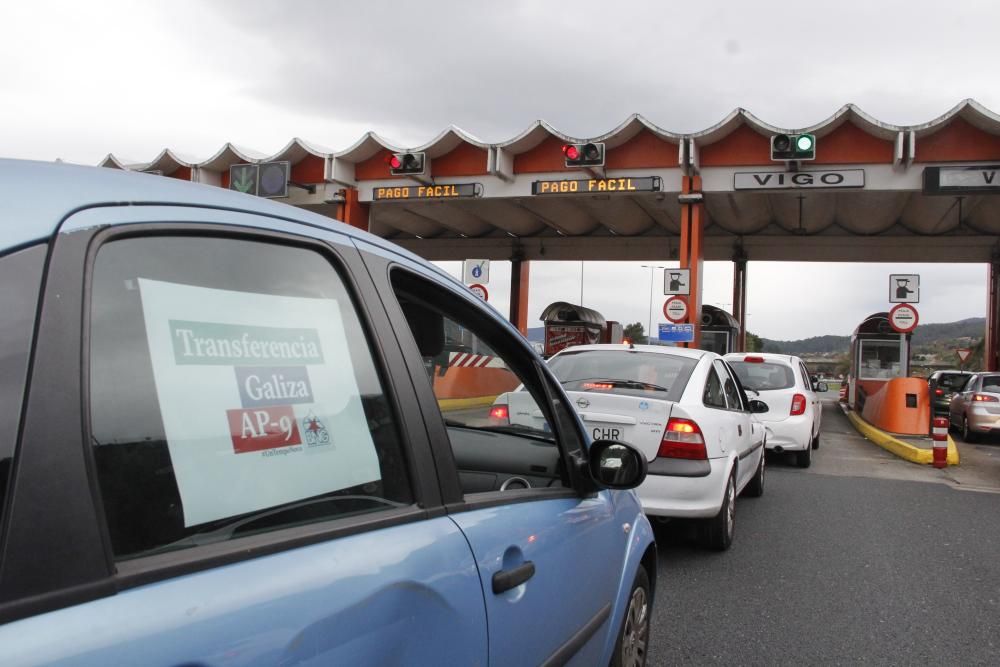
[592,427,622,440]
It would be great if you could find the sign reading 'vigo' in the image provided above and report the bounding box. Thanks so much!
[532,176,661,195]
[373,183,478,201]
[923,165,1000,195]
[734,169,865,190]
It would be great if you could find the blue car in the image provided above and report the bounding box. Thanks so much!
[0,160,656,666]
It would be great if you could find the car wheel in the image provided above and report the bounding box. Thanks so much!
[743,449,765,498]
[795,443,812,468]
[963,416,979,443]
[611,565,650,667]
[702,470,735,551]
[812,433,820,450]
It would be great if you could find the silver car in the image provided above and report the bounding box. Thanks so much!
[949,372,1000,441]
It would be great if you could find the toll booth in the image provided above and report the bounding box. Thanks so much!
[699,305,741,355]
[847,312,929,434]
[541,302,620,356]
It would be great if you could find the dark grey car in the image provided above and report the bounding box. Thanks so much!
[928,370,973,415]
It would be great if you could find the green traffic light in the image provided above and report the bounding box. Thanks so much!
[796,134,814,151]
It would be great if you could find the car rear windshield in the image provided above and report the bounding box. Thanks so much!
[981,375,1000,393]
[546,350,697,401]
[728,361,796,391]
[938,373,971,391]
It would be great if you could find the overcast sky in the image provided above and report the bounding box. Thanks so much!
[1,1,993,339]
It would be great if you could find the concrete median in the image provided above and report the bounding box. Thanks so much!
[846,410,960,466]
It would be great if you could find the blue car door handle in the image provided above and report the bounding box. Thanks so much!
[492,561,536,594]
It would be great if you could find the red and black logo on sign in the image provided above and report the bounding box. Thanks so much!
[226,405,302,454]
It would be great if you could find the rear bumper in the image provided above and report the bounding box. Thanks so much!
[968,409,1000,432]
[762,415,813,451]
[637,457,730,519]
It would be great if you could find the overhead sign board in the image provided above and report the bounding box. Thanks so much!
[229,161,290,198]
[658,323,694,343]
[888,303,919,333]
[923,165,1000,195]
[733,169,865,190]
[373,183,479,201]
[463,259,489,284]
[532,176,661,195]
[664,268,690,296]
[889,274,919,303]
[663,297,688,323]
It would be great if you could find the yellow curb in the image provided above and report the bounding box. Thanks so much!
[846,411,960,466]
[438,395,500,412]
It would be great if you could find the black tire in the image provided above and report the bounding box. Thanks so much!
[610,565,650,667]
[795,444,812,468]
[812,433,820,450]
[963,416,979,443]
[743,449,765,498]
[702,470,735,551]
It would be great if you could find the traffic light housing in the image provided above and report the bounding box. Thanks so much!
[770,134,815,161]
[388,152,426,175]
[563,142,605,168]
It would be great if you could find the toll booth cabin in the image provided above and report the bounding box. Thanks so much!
[699,305,741,355]
[540,302,621,357]
[848,312,929,435]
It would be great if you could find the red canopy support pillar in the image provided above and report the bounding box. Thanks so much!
[338,187,369,231]
[679,175,704,348]
[509,258,530,336]
[987,260,1000,371]
[732,246,748,352]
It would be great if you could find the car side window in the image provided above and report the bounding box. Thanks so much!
[703,363,728,409]
[717,360,745,411]
[799,363,812,389]
[0,245,46,548]
[89,236,413,560]
[390,270,570,495]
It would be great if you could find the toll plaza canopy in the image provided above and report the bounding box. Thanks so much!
[100,99,1000,264]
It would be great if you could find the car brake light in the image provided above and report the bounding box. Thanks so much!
[582,382,614,390]
[489,405,510,422]
[934,388,944,396]
[790,393,807,416]
[658,418,708,460]
[743,356,764,363]
[973,394,999,403]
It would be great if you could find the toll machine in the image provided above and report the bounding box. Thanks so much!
[540,302,622,357]
[699,305,741,355]
[847,312,928,434]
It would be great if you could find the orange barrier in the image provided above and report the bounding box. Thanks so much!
[860,377,931,436]
[433,366,520,400]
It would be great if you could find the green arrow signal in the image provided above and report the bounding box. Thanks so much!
[232,168,255,193]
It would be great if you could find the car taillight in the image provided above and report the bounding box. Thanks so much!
[489,405,510,423]
[743,356,764,363]
[658,418,707,460]
[973,394,999,403]
[582,382,614,390]
[790,393,806,416]
[934,388,944,396]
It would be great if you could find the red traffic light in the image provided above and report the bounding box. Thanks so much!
[388,154,402,169]
[562,142,604,167]
[562,144,580,160]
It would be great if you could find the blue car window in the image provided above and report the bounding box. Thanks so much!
[0,245,46,548]
[89,236,413,560]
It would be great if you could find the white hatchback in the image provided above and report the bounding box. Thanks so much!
[495,344,768,551]
[724,353,824,468]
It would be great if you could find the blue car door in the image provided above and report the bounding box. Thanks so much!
[380,263,632,666]
[0,209,488,666]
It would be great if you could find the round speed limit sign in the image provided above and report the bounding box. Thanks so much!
[663,296,688,323]
[468,283,489,301]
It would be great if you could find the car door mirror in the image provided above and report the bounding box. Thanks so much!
[748,399,769,414]
[588,440,647,490]
[817,382,829,392]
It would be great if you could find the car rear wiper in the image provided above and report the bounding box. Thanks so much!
[134,494,407,557]
[444,419,554,443]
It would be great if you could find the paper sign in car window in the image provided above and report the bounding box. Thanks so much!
[138,278,381,527]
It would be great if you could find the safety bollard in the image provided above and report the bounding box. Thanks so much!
[931,417,949,469]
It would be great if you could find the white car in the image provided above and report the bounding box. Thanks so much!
[724,353,824,468]
[494,344,768,551]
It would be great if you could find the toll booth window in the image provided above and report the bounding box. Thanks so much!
[700,331,729,356]
[858,340,903,380]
